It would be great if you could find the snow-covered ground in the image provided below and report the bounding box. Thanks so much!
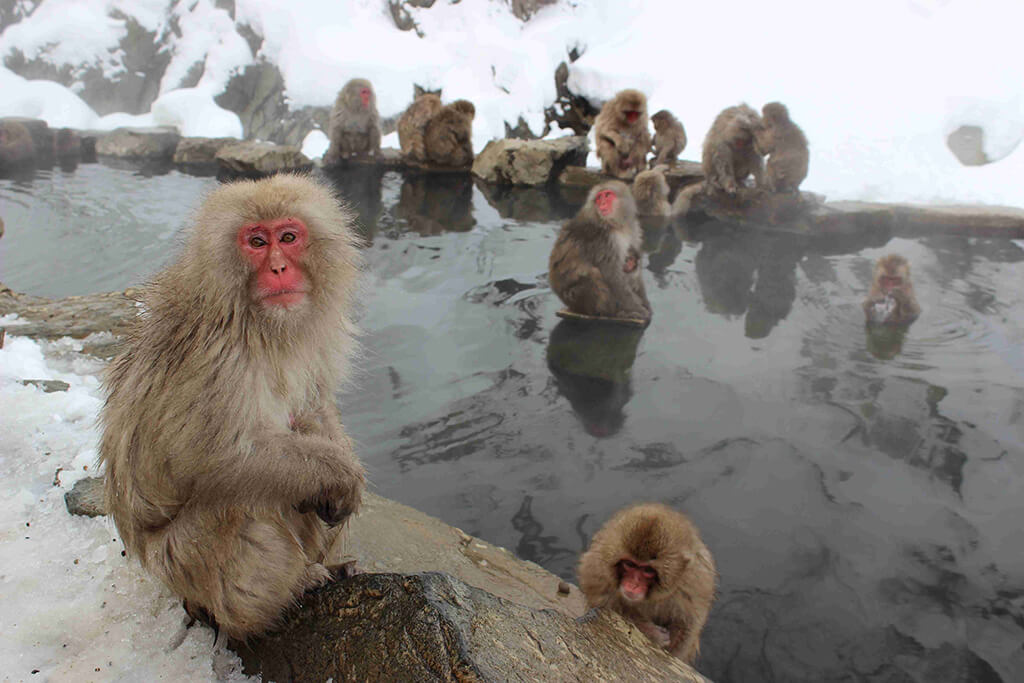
[1,0,1022,205]
[0,323,251,680]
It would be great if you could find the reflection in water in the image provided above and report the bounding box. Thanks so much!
[546,319,644,438]
[6,167,1024,682]
[395,172,475,235]
[865,322,908,359]
[321,165,384,240]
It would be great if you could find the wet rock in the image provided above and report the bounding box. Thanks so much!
[473,136,588,186]
[560,162,704,196]
[96,127,181,160]
[64,476,106,518]
[324,147,404,170]
[544,61,600,136]
[215,140,312,178]
[53,128,80,160]
[236,572,709,683]
[21,379,70,393]
[0,118,37,169]
[172,136,238,170]
[947,125,989,166]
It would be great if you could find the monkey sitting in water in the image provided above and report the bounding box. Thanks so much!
[863,254,921,325]
[578,503,717,664]
[548,180,652,323]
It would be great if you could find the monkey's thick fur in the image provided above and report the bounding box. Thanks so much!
[549,181,652,322]
[100,174,365,639]
[324,78,381,164]
[702,103,764,194]
[578,503,717,664]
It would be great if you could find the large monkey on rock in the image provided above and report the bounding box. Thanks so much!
[549,181,652,322]
[99,175,365,657]
[324,78,382,165]
[594,89,651,180]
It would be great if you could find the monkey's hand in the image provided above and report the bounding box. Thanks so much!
[298,481,362,527]
[635,620,671,648]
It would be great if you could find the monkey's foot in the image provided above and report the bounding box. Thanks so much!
[635,620,671,648]
[183,599,217,630]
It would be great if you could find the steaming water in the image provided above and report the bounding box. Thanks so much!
[3,162,1024,683]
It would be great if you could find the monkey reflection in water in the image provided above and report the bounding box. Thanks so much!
[395,172,475,235]
[547,319,645,437]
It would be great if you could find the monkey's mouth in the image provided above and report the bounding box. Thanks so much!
[880,276,903,291]
[625,111,640,123]
[261,290,307,307]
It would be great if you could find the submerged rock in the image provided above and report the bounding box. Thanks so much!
[473,136,588,186]
[64,476,106,518]
[96,127,181,160]
[236,572,709,683]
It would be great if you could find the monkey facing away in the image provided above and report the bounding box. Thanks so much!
[100,175,366,645]
[863,254,921,325]
[324,78,382,165]
[701,103,764,195]
[578,503,717,664]
[398,93,443,163]
[650,109,686,168]
[549,181,652,322]
[423,99,476,168]
[753,102,809,193]
[632,168,670,217]
[594,89,651,180]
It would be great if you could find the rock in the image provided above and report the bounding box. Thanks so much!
[64,476,106,518]
[0,284,139,358]
[236,572,709,683]
[96,127,181,160]
[544,61,599,136]
[21,379,70,393]
[53,128,81,159]
[215,140,312,178]
[172,136,238,170]
[214,62,330,146]
[508,0,558,21]
[324,147,404,170]
[559,161,704,195]
[472,136,588,186]
[0,119,37,169]
[4,16,169,116]
[947,125,989,166]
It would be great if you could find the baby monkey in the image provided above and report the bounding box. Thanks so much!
[863,253,921,325]
[578,503,717,664]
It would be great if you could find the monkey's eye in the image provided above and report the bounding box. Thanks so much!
[248,236,267,248]
[280,231,297,244]
[641,566,657,578]
[621,559,637,569]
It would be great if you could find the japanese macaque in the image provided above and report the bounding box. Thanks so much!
[701,104,764,195]
[863,254,921,325]
[631,168,670,217]
[0,120,35,169]
[324,78,382,165]
[650,110,686,168]
[423,99,476,168]
[397,93,442,163]
[594,89,651,180]
[99,175,366,648]
[578,503,717,664]
[549,181,652,322]
[753,102,809,193]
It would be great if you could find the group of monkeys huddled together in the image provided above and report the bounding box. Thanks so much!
[322,78,476,168]
[95,82,922,677]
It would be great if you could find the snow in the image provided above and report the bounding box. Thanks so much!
[0,333,250,680]
[1,0,1022,205]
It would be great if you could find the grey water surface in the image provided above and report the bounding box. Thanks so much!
[2,162,1023,683]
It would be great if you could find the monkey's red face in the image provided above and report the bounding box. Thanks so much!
[360,88,371,108]
[238,218,309,308]
[595,189,617,217]
[617,558,657,603]
[624,110,640,124]
[880,274,903,293]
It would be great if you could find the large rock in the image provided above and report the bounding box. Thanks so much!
[214,62,329,146]
[472,136,588,186]
[96,127,181,160]
[3,16,170,116]
[1,116,53,163]
[236,572,709,683]
[215,140,312,177]
[172,136,238,168]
